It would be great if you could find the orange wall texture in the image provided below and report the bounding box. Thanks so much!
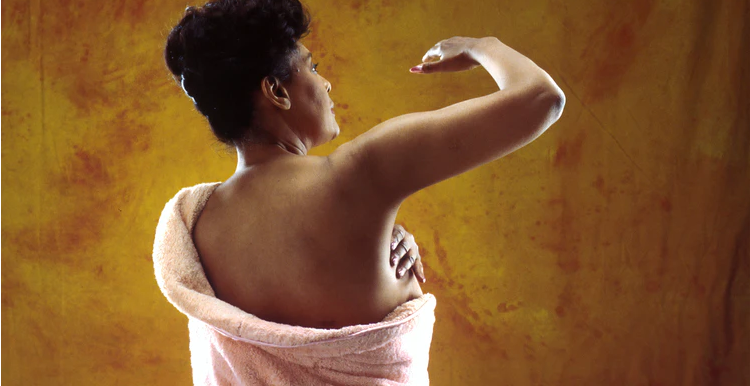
[2,0,748,385]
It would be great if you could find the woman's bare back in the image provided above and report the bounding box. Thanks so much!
[193,154,423,329]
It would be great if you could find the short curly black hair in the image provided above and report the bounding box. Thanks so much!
[164,0,311,145]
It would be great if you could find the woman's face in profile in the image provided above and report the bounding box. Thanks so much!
[283,42,339,147]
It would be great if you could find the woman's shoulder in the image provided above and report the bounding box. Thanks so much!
[167,181,223,206]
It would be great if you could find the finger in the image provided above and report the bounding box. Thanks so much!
[396,250,417,279]
[390,243,408,267]
[420,59,446,74]
[392,233,416,266]
[413,259,426,283]
[422,53,443,63]
[391,225,406,250]
[422,43,443,62]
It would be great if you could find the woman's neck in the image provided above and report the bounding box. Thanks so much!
[234,141,305,173]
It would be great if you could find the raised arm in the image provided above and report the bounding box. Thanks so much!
[327,36,565,206]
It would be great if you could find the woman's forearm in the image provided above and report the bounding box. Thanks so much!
[469,37,564,97]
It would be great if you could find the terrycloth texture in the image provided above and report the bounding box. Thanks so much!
[153,182,437,386]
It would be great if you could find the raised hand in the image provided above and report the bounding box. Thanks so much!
[410,36,487,74]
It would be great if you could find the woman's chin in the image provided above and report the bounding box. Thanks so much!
[330,122,340,140]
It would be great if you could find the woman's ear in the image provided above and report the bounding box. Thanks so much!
[260,76,292,110]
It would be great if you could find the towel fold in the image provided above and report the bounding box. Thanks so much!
[153,182,437,385]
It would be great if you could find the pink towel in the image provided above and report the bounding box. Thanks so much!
[153,182,437,385]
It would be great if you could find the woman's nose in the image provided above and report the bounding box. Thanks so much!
[324,78,332,93]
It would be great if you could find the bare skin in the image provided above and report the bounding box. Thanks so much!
[193,37,564,329]
[194,160,423,329]
[193,43,424,329]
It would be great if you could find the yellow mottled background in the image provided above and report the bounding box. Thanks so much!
[2,0,749,384]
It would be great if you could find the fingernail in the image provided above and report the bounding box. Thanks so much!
[391,242,397,249]
[398,268,406,276]
[409,64,423,73]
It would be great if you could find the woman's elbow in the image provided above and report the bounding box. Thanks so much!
[549,91,566,121]
[532,89,566,137]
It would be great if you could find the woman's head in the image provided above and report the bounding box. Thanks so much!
[165,0,337,149]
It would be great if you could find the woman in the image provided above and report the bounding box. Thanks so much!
[156,0,564,383]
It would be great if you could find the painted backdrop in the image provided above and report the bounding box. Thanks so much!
[2,0,748,384]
